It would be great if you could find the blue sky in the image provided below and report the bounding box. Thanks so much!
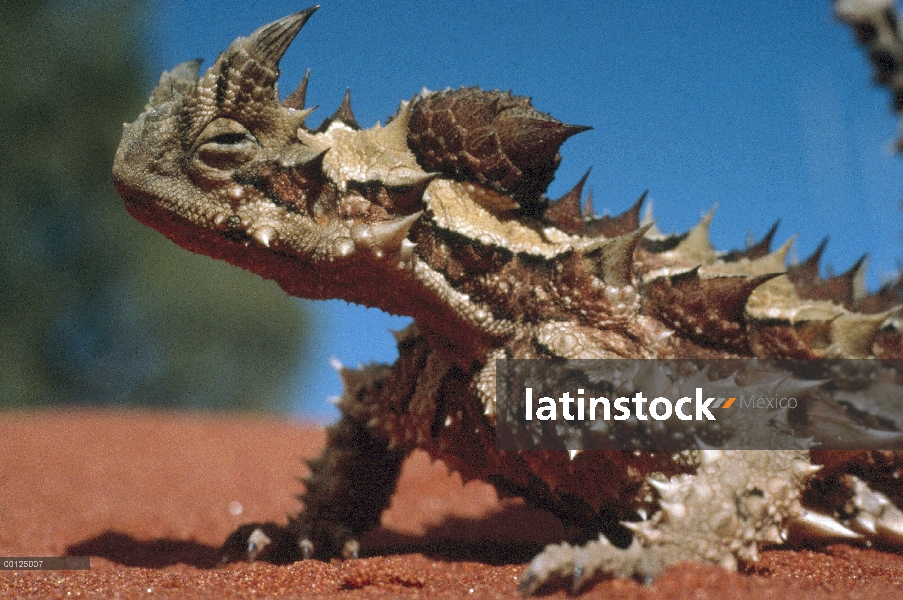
[143,1,902,420]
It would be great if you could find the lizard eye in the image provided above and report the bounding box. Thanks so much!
[193,118,259,172]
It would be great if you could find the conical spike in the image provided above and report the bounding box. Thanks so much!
[282,68,310,109]
[247,7,319,72]
[641,196,655,227]
[721,220,780,262]
[287,106,317,130]
[407,87,589,206]
[876,502,903,547]
[586,190,647,238]
[792,460,822,477]
[545,169,591,233]
[672,206,717,264]
[788,237,828,284]
[350,212,423,259]
[786,509,862,543]
[191,8,318,123]
[715,236,794,277]
[858,274,903,314]
[794,254,868,308]
[583,224,652,286]
[246,527,273,562]
[169,58,203,84]
[643,269,782,350]
[647,477,679,500]
[250,225,277,248]
[318,88,360,131]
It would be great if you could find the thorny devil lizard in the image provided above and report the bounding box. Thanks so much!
[112,7,903,594]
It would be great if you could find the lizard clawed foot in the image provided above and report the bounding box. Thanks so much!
[786,475,903,548]
[845,475,903,547]
[520,536,648,595]
[220,522,304,565]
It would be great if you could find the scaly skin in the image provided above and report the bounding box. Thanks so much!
[113,8,903,593]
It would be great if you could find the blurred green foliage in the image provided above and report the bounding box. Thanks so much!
[0,0,309,410]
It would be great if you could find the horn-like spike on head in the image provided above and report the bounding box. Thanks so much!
[248,7,319,72]
[545,168,591,233]
[282,68,310,110]
[184,6,319,134]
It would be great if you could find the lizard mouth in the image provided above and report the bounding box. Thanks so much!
[116,184,247,256]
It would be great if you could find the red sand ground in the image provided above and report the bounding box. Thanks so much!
[1,410,901,599]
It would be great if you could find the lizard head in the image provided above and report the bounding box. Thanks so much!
[112,7,413,302]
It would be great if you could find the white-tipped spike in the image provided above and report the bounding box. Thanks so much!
[398,238,417,264]
[350,211,422,258]
[622,520,660,543]
[851,512,879,536]
[288,106,317,127]
[568,449,581,461]
[251,226,277,248]
[299,538,314,560]
[849,475,903,547]
[674,205,717,263]
[791,459,822,477]
[647,477,679,500]
[641,198,655,226]
[621,521,642,533]
[786,509,862,542]
[331,237,356,259]
[752,236,796,275]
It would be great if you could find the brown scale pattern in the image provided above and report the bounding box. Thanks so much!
[642,269,781,351]
[408,88,589,206]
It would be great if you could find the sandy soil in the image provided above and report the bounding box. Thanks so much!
[0,410,901,599]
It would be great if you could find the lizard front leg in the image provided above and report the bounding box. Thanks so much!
[220,362,407,563]
[222,325,450,564]
[291,324,457,559]
[293,404,408,560]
